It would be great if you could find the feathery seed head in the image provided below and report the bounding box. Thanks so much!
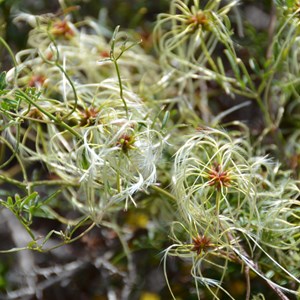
[191,234,212,255]
[207,163,231,190]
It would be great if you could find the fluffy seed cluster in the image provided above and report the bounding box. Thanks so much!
[4,13,163,221]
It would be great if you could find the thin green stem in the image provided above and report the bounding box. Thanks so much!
[150,184,177,202]
[0,136,29,193]
[0,246,29,254]
[0,174,27,188]
[215,191,221,238]
[110,50,129,117]
[55,63,79,120]
[16,90,82,140]
[0,36,17,65]
[34,217,95,252]
[29,179,80,188]
[44,28,79,119]
[108,25,141,118]
[0,123,20,169]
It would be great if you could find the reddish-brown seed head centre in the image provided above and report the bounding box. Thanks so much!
[191,235,211,255]
[80,107,99,126]
[208,164,230,189]
[117,134,135,152]
[51,20,74,39]
[187,10,209,28]
[28,75,46,87]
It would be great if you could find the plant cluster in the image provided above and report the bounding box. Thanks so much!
[0,0,300,299]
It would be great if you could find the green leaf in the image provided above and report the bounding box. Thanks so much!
[19,192,39,210]
[0,98,18,111]
[0,72,6,90]
[30,206,54,219]
[162,110,170,129]
[81,149,90,170]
